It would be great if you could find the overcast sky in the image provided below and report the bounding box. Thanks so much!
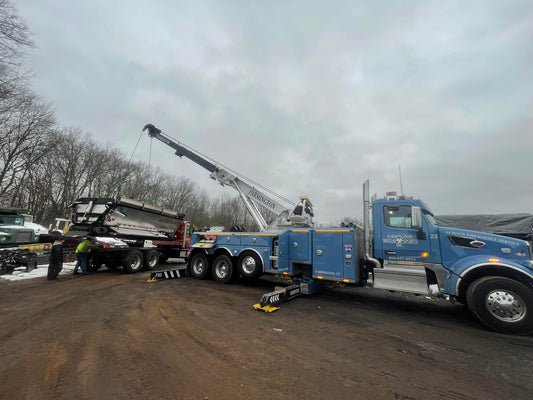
[15,0,533,225]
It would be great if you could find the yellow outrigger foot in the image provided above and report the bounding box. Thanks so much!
[146,277,157,283]
[253,303,280,313]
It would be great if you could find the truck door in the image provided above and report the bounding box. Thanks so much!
[372,204,433,294]
[379,205,430,262]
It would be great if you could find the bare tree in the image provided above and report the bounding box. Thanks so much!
[0,0,33,102]
[0,92,56,202]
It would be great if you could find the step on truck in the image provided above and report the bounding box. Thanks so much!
[52,196,191,275]
[188,181,533,335]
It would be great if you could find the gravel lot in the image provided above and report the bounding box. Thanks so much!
[1,261,532,400]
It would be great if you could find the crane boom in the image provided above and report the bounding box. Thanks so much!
[142,124,314,231]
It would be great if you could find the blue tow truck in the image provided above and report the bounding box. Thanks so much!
[144,124,533,335]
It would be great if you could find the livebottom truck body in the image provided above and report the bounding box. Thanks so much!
[56,196,191,274]
[187,180,533,334]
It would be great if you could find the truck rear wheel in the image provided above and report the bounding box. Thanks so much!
[122,250,143,274]
[237,251,262,281]
[466,276,533,335]
[143,249,160,271]
[212,255,236,284]
[189,253,210,279]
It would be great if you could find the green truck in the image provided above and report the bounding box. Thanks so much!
[0,207,51,274]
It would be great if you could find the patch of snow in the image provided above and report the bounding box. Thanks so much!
[0,262,76,281]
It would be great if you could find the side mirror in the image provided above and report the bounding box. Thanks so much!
[411,206,422,229]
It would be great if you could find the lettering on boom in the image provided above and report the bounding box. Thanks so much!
[248,188,276,210]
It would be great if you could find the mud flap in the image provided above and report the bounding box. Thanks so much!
[147,268,188,282]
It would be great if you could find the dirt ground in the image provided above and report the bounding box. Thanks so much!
[1,262,532,400]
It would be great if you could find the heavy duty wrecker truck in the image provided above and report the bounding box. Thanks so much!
[144,124,533,335]
[48,196,191,278]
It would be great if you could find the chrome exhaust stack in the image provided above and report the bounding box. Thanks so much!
[363,180,381,270]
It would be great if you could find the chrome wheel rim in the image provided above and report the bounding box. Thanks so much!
[192,259,204,275]
[148,254,158,267]
[131,255,142,270]
[486,289,526,322]
[216,261,229,279]
[242,256,256,274]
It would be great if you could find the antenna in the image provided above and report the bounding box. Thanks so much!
[399,165,404,195]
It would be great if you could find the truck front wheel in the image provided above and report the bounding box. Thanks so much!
[237,251,262,281]
[122,250,143,274]
[466,276,533,335]
[189,253,210,280]
[212,255,236,284]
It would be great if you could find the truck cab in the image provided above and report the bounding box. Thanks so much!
[0,208,37,246]
[370,193,533,334]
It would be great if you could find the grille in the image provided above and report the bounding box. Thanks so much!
[16,232,32,243]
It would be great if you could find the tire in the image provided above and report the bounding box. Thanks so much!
[47,244,63,280]
[143,249,160,271]
[122,250,143,274]
[189,253,210,280]
[87,253,102,273]
[211,254,236,284]
[466,276,533,335]
[237,251,263,281]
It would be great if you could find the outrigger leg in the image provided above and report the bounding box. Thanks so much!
[253,278,323,312]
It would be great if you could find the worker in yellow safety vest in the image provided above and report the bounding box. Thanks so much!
[73,237,96,275]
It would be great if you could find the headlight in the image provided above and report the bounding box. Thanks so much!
[0,237,7,241]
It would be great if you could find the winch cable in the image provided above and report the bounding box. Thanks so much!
[148,135,153,168]
[129,130,144,164]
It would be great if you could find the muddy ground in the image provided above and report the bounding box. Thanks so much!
[1,262,532,400]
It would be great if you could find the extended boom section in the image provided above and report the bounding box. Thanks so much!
[143,123,314,231]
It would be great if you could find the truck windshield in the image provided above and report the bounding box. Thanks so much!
[423,210,438,226]
[0,215,25,226]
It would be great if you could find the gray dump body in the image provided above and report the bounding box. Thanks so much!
[70,197,185,239]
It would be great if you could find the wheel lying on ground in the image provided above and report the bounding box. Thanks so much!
[237,251,263,281]
[122,250,143,274]
[143,249,160,271]
[466,276,533,335]
[211,254,236,284]
[189,253,210,279]
[47,244,63,280]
